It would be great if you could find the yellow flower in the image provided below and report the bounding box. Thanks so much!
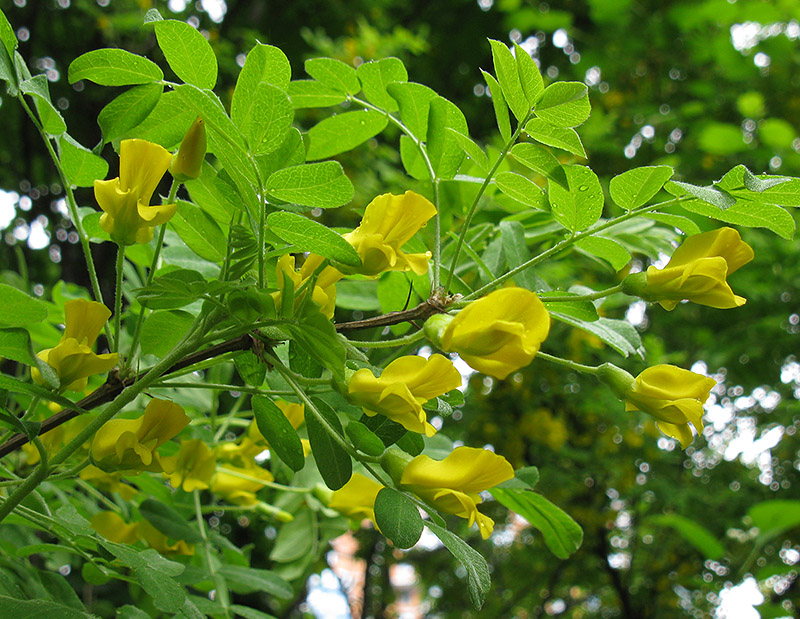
[599,363,716,448]
[429,287,550,380]
[348,354,461,436]
[91,511,194,555]
[272,254,342,319]
[623,227,754,310]
[162,439,217,492]
[400,446,514,539]
[343,191,436,276]
[90,399,190,473]
[94,139,177,245]
[329,472,383,524]
[169,116,206,182]
[80,465,138,500]
[31,299,118,392]
[211,463,274,506]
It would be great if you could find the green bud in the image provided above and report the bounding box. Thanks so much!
[312,482,334,506]
[620,271,649,299]
[596,362,636,399]
[380,446,414,486]
[170,116,206,182]
[422,313,454,349]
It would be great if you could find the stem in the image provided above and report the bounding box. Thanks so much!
[529,284,624,304]
[126,180,177,369]
[445,110,533,291]
[0,439,49,523]
[536,351,600,375]
[195,489,232,617]
[466,197,690,300]
[16,95,107,318]
[153,381,300,395]
[215,467,312,493]
[113,245,125,354]
[345,330,426,349]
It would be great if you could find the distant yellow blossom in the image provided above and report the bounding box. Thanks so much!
[272,254,342,319]
[329,473,383,525]
[162,439,217,492]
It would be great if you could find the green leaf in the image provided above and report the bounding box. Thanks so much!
[514,42,544,104]
[575,236,631,271]
[0,328,59,389]
[748,500,800,540]
[426,521,490,610]
[335,280,381,311]
[680,198,795,239]
[153,19,217,89]
[647,513,725,560]
[0,408,40,440]
[759,117,796,149]
[234,350,267,386]
[68,49,163,86]
[123,90,196,149]
[387,81,437,140]
[266,162,354,209]
[539,292,599,322]
[170,200,227,262]
[499,220,535,289]
[305,57,360,95]
[534,82,590,127]
[643,212,701,236]
[400,134,429,180]
[0,10,17,57]
[232,43,290,102]
[547,164,603,231]
[266,211,360,267]
[270,509,314,562]
[356,57,407,111]
[395,430,424,456]
[447,128,489,174]
[509,142,567,187]
[741,167,791,193]
[252,395,305,472]
[488,39,528,122]
[374,488,424,549]
[0,596,93,618]
[609,165,674,210]
[134,567,185,613]
[345,421,385,457]
[287,80,346,108]
[525,118,586,157]
[307,398,352,490]
[20,75,66,135]
[231,605,280,619]
[481,70,511,142]
[666,180,736,210]
[58,135,109,187]
[235,82,294,155]
[140,310,195,357]
[0,283,49,326]
[427,96,468,179]
[136,269,208,310]
[553,314,642,357]
[495,171,546,209]
[139,499,202,544]
[305,109,388,161]
[362,414,406,448]
[491,489,583,559]
[217,565,292,598]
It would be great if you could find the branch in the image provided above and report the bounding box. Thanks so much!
[0,297,449,458]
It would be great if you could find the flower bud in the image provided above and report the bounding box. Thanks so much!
[380,446,413,486]
[170,116,206,182]
[422,313,453,349]
[596,362,636,399]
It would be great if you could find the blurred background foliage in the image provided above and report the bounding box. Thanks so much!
[1,0,799,617]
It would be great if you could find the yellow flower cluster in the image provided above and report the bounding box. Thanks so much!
[91,511,194,556]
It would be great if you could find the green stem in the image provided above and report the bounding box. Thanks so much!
[215,467,312,493]
[195,489,232,617]
[126,180,179,369]
[0,439,49,523]
[345,330,426,349]
[466,197,690,300]
[348,95,441,289]
[113,245,125,355]
[536,351,600,375]
[152,381,300,395]
[530,284,624,304]
[213,394,247,443]
[270,355,364,462]
[16,95,107,320]
[445,110,533,292]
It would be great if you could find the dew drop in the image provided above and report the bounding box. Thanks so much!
[578,185,589,191]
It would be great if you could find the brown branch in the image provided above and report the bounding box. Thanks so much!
[0,297,450,459]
